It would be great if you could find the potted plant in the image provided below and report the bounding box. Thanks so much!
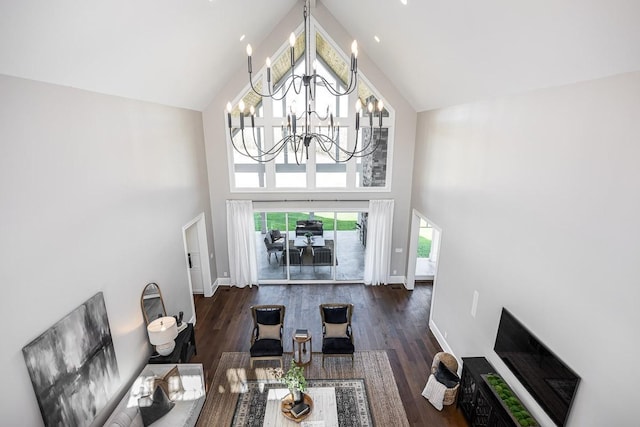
[304,232,313,245]
[273,361,308,403]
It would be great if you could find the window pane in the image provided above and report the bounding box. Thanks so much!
[273,61,306,118]
[275,172,306,188]
[232,127,266,188]
[315,126,349,163]
[232,128,264,163]
[235,172,262,188]
[273,127,307,187]
[335,212,364,281]
[356,128,388,187]
[316,172,345,188]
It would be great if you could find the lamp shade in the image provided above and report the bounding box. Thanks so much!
[147,316,178,346]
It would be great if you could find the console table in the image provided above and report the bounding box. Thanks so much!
[459,357,518,427]
[149,323,196,364]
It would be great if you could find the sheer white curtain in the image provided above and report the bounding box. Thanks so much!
[363,199,394,286]
[226,200,258,287]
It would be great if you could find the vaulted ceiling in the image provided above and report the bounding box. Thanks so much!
[1,0,639,112]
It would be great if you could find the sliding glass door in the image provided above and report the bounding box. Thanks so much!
[254,210,365,283]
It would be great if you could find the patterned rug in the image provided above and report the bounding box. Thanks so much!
[196,351,409,427]
[231,379,372,426]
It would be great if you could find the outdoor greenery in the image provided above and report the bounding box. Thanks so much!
[417,236,432,258]
[254,212,357,232]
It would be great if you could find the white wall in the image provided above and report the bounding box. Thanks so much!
[412,71,640,426]
[202,2,417,282]
[0,75,213,425]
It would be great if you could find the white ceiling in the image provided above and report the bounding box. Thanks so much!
[1,0,639,112]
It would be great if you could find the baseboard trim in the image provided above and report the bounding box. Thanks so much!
[429,318,458,371]
[215,277,231,287]
[388,275,407,288]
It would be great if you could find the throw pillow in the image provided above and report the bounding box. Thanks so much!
[153,366,184,399]
[258,323,281,340]
[138,385,174,427]
[434,361,460,388]
[323,307,348,323]
[256,309,281,325]
[324,322,348,338]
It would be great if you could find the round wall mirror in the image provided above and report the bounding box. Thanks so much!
[141,282,167,324]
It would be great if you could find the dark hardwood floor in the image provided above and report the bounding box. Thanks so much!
[192,283,468,427]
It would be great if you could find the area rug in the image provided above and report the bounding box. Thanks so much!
[196,351,409,427]
[231,379,371,426]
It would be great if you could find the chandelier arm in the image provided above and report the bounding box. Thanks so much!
[305,104,332,121]
[289,68,304,96]
[240,128,265,162]
[229,125,289,162]
[252,74,303,101]
[250,126,286,158]
[229,129,266,162]
[313,133,345,162]
[314,72,357,97]
[340,126,383,157]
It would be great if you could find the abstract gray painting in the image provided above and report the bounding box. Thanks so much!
[22,292,120,427]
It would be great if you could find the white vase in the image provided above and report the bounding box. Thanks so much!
[290,388,303,404]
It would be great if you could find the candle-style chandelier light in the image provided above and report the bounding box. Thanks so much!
[226,0,385,164]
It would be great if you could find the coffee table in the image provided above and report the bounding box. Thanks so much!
[263,387,338,426]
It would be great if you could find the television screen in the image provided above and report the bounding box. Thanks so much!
[494,308,580,426]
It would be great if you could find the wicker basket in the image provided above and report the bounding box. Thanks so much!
[430,352,460,406]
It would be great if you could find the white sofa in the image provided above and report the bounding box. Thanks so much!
[105,364,206,427]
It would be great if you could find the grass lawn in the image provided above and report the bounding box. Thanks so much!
[254,212,358,231]
[417,236,432,258]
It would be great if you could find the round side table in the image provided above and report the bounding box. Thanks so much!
[292,333,312,367]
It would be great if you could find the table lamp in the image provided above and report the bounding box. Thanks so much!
[147,316,178,356]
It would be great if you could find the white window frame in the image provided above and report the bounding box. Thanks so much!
[226,18,394,193]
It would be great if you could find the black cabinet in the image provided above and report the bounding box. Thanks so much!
[148,323,196,364]
[459,357,516,427]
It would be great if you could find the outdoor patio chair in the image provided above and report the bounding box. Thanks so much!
[249,305,286,368]
[282,248,303,271]
[264,234,284,263]
[312,247,333,271]
[269,229,283,242]
[320,303,354,367]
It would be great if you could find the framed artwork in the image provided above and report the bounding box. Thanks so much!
[22,292,120,426]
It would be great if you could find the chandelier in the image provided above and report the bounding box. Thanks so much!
[225,0,385,164]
